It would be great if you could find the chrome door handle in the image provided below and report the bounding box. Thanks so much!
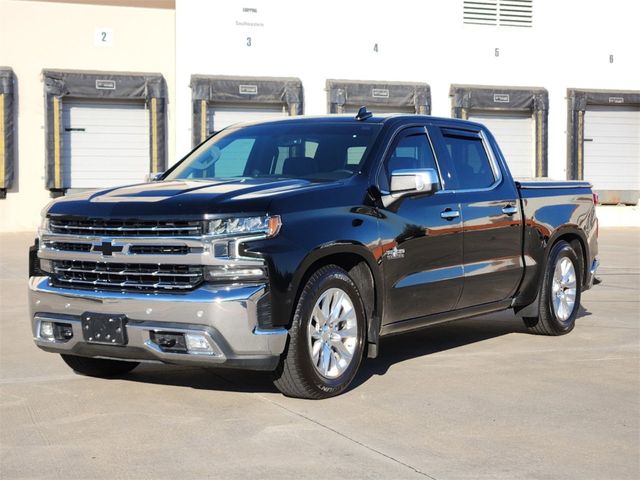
[502,205,518,215]
[440,209,460,220]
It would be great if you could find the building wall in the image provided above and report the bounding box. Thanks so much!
[0,0,175,231]
[175,0,639,179]
[1,0,637,231]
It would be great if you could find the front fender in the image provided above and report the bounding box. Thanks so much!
[243,207,383,333]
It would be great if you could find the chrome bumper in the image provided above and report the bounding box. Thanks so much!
[29,277,288,370]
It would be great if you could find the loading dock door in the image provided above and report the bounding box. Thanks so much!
[584,105,640,204]
[342,105,416,114]
[207,104,287,135]
[468,112,535,178]
[62,100,150,189]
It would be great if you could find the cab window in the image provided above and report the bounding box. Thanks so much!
[378,132,440,191]
[440,129,496,189]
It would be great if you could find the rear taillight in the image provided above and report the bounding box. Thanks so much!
[593,192,599,205]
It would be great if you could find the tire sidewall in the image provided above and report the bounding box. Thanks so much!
[542,242,582,333]
[292,268,366,396]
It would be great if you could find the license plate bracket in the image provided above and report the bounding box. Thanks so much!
[81,312,128,346]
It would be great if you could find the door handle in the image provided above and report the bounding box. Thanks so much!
[502,205,518,215]
[440,209,460,220]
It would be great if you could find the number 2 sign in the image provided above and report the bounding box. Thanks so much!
[94,28,113,47]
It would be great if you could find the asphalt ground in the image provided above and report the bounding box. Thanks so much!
[1,228,638,480]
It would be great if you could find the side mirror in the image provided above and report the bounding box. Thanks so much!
[146,172,164,182]
[389,168,439,198]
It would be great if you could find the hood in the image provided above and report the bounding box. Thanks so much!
[46,178,337,219]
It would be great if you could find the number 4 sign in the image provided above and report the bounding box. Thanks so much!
[94,28,113,47]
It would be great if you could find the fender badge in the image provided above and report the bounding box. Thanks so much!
[385,246,405,260]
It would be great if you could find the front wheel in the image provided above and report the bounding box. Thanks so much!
[273,265,366,399]
[524,240,582,335]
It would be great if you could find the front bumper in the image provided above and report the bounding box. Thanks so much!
[29,277,288,371]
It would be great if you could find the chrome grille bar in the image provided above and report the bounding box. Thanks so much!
[49,218,203,237]
[54,266,201,278]
[51,260,203,293]
[51,278,196,291]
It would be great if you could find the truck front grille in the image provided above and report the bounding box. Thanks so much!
[129,245,191,255]
[44,241,92,252]
[49,218,203,237]
[51,260,203,292]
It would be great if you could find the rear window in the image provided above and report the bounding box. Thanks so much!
[166,123,382,182]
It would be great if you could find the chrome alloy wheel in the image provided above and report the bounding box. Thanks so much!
[552,257,577,321]
[307,287,358,379]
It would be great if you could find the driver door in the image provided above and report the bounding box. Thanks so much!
[378,127,464,325]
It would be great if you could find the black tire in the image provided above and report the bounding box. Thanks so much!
[273,265,366,399]
[61,354,139,377]
[524,240,582,335]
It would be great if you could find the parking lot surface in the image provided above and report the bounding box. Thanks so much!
[1,229,639,480]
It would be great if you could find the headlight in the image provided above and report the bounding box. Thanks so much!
[205,215,281,238]
[204,265,267,283]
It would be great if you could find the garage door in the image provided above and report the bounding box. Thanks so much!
[468,112,535,178]
[343,105,416,114]
[584,105,640,204]
[62,100,150,189]
[207,104,287,134]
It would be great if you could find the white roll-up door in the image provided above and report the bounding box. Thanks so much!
[62,99,150,189]
[584,105,640,204]
[207,104,287,134]
[468,112,535,178]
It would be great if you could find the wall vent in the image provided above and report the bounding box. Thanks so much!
[464,0,533,27]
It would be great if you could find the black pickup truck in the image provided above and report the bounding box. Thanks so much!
[29,111,599,399]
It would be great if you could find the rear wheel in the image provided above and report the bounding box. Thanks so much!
[273,265,366,399]
[524,240,582,335]
[61,354,139,377]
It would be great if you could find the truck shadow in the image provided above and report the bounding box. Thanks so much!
[120,307,591,395]
[351,306,592,389]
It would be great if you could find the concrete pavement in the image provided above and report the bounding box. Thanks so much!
[1,229,638,479]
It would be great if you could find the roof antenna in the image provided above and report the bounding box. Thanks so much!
[356,106,372,121]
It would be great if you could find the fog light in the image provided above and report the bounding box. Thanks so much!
[149,331,187,353]
[55,323,74,341]
[40,321,55,340]
[185,333,214,355]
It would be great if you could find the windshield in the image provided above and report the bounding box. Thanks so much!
[165,122,382,182]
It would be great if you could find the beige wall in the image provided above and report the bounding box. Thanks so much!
[0,0,175,231]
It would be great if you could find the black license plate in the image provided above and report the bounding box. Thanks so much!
[81,313,128,346]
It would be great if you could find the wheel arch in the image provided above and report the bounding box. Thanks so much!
[546,226,589,287]
[515,224,589,316]
[291,244,383,356]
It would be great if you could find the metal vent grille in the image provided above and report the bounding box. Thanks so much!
[464,0,533,27]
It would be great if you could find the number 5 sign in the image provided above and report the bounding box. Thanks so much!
[94,28,113,47]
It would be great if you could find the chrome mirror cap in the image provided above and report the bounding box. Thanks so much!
[389,168,439,197]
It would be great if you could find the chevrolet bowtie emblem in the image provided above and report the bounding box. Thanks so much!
[92,241,124,256]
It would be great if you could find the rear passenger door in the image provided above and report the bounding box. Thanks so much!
[429,126,523,309]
